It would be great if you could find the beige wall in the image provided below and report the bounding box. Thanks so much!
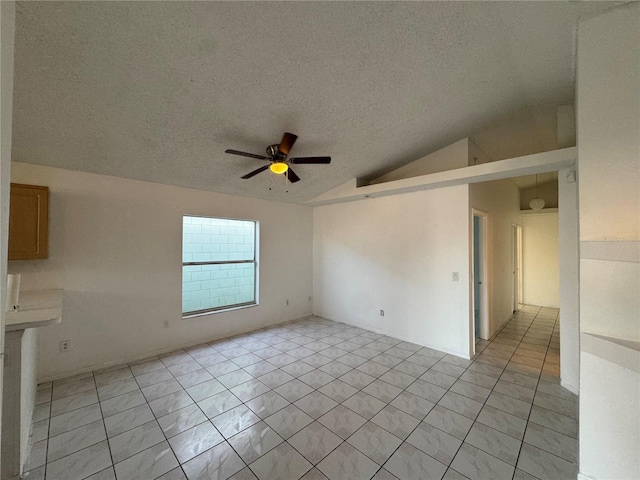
[521,211,559,308]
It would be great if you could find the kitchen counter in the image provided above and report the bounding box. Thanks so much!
[2,289,63,480]
[5,289,63,332]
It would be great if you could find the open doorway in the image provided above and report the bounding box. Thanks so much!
[471,209,489,349]
[512,223,523,313]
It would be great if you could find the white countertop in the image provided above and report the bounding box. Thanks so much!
[5,289,63,332]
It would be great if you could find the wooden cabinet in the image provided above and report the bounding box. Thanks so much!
[8,183,49,260]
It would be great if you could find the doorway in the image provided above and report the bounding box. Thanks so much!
[471,210,489,350]
[512,224,523,313]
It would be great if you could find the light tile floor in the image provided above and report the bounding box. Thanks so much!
[24,305,577,480]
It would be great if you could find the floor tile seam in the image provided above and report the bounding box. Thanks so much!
[520,435,578,466]
[508,355,545,369]
[51,381,98,401]
[527,402,578,425]
[95,407,117,479]
[511,313,558,476]
[281,431,341,469]
[41,317,546,478]
[42,395,53,473]
[426,395,508,473]
[532,387,577,403]
[95,375,136,391]
[100,380,215,467]
[97,394,150,421]
[45,416,109,452]
[458,307,538,478]
[50,398,101,419]
[334,402,441,477]
[112,402,209,440]
[50,384,98,404]
[105,418,168,466]
[40,434,111,474]
[242,438,311,480]
[514,440,576,479]
[181,437,251,478]
[378,416,450,477]
[160,414,222,477]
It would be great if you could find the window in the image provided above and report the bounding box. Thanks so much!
[182,216,257,316]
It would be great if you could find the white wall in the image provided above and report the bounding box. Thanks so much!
[20,330,36,472]
[577,4,640,479]
[8,163,313,380]
[558,167,579,393]
[521,211,559,307]
[469,179,521,338]
[0,0,16,466]
[313,185,471,357]
[370,138,469,184]
[579,336,640,480]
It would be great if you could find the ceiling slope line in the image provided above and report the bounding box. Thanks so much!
[306,147,577,207]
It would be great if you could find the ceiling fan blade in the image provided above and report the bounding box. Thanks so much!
[278,132,298,156]
[241,165,270,179]
[225,149,268,160]
[286,167,301,183]
[290,156,331,164]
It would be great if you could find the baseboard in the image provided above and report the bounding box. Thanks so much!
[577,473,595,480]
[39,312,313,383]
[561,379,579,396]
[314,313,471,359]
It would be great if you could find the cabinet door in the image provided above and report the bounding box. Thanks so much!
[8,183,49,260]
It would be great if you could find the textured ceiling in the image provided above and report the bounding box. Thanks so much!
[510,172,559,190]
[11,1,610,204]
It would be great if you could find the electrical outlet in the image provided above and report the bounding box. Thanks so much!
[452,272,460,282]
[380,310,385,317]
[60,340,70,353]
[164,320,170,328]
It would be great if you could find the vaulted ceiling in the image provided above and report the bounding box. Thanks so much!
[11,1,611,203]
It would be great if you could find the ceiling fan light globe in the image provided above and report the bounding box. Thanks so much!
[270,162,289,175]
[529,197,545,210]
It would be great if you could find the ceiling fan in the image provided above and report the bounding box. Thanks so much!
[225,132,331,183]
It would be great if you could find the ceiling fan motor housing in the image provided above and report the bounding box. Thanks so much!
[267,144,287,161]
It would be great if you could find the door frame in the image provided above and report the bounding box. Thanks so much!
[512,223,523,313]
[470,209,489,355]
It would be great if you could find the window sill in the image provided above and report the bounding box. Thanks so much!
[182,302,258,319]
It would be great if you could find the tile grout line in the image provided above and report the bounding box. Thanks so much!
[30,310,572,480]
[511,308,569,478]
[514,309,578,471]
[509,306,549,480]
[433,305,543,479]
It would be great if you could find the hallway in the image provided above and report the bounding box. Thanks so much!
[473,304,578,478]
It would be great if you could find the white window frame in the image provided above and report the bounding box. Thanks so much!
[182,215,259,318]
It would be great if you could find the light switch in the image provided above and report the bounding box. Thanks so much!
[452,272,459,282]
